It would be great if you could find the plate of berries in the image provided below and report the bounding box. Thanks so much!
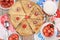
[40,22,57,39]
[0,0,15,10]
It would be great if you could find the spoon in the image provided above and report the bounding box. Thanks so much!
[4,21,10,29]
[4,21,10,39]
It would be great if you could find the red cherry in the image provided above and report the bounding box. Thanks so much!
[50,32,54,36]
[43,29,46,33]
[48,30,51,33]
[22,24,27,29]
[8,37,13,40]
[45,27,49,30]
[16,17,20,20]
[44,32,49,37]
[50,28,54,32]
[12,34,19,38]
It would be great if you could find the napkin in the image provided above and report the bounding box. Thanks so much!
[0,14,16,33]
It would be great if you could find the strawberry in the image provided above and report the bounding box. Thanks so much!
[44,32,49,37]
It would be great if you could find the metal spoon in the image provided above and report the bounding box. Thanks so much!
[4,21,10,40]
[4,21,10,29]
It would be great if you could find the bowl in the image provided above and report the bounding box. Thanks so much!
[40,22,57,39]
[0,0,15,10]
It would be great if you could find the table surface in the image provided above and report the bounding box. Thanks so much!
[0,0,59,40]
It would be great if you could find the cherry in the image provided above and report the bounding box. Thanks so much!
[22,24,27,29]
[16,17,20,20]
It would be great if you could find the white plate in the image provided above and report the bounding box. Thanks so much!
[34,22,57,40]
[40,22,57,40]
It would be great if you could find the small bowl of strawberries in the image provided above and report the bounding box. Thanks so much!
[40,22,57,38]
[0,0,15,10]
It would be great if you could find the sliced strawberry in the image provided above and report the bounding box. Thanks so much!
[50,28,54,32]
[44,32,49,37]
[44,27,49,30]
[48,30,51,33]
[43,29,47,33]
[50,32,54,36]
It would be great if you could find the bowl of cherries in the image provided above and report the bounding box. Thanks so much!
[0,0,15,10]
[40,22,56,38]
